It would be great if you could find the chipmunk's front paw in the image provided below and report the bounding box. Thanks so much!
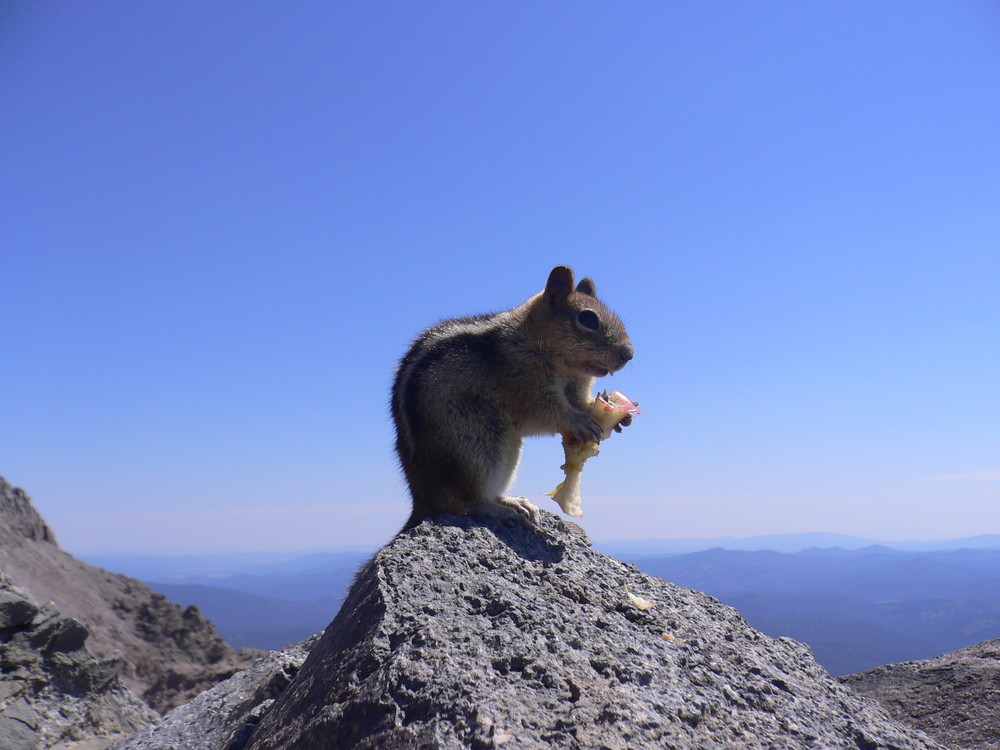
[612,413,634,433]
[568,412,603,444]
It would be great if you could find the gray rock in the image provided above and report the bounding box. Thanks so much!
[0,571,158,749]
[234,511,943,750]
[842,638,1000,749]
[114,637,315,750]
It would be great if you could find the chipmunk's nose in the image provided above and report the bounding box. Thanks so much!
[618,344,634,367]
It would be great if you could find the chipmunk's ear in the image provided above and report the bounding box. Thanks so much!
[576,277,596,297]
[544,265,575,306]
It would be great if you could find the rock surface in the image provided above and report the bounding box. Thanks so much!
[842,638,1000,749]
[0,571,158,750]
[0,477,257,713]
[115,637,316,750]
[226,511,942,750]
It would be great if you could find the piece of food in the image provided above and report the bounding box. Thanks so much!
[624,584,655,610]
[546,390,640,517]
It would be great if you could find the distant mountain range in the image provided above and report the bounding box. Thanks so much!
[83,531,1000,672]
[148,582,337,652]
[83,551,372,651]
[593,531,1000,556]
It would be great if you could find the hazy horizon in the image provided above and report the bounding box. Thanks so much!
[4,3,999,555]
[72,528,1000,560]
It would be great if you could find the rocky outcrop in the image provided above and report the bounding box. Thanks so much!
[192,511,941,749]
[1,571,157,750]
[842,638,1000,749]
[0,477,257,713]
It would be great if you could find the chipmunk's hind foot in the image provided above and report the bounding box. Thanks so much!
[491,495,541,527]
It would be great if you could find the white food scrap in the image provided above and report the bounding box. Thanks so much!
[546,390,640,517]
[624,583,655,610]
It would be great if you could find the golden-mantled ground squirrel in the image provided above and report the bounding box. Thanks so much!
[392,265,634,530]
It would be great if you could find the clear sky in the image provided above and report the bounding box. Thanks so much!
[3,2,999,555]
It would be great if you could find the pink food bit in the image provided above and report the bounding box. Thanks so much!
[596,390,641,415]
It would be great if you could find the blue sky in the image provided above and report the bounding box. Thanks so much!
[2,2,999,554]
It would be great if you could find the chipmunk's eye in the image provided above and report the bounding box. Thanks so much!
[577,310,600,331]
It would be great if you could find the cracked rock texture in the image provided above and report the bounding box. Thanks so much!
[1,476,258,714]
[0,570,158,750]
[843,638,1000,749]
[235,511,943,750]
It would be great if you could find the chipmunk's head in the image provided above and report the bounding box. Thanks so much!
[538,265,634,377]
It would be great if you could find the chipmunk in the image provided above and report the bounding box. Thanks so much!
[392,265,634,531]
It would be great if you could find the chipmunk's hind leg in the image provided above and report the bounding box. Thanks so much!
[473,432,541,527]
[399,399,539,529]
